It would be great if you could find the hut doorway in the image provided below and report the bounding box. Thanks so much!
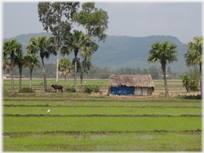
[142,87,148,96]
[135,87,142,95]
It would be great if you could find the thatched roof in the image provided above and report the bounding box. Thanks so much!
[108,75,155,88]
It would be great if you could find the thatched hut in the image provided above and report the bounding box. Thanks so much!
[107,75,155,96]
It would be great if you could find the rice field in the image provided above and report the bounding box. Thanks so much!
[2,79,202,151]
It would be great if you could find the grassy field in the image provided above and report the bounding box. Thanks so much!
[2,78,202,151]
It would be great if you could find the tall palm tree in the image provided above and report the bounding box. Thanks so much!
[147,40,178,100]
[61,30,92,92]
[185,36,203,98]
[80,41,98,91]
[14,51,25,90]
[180,73,191,92]
[3,39,22,94]
[26,35,56,92]
[58,57,73,86]
[24,54,41,89]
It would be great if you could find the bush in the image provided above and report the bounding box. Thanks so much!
[176,94,201,99]
[189,81,198,91]
[19,87,35,93]
[84,85,100,93]
[65,86,75,92]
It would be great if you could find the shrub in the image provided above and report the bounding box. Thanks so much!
[19,87,35,93]
[176,94,201,99]
[189,81,198,91]
[65,86,75,92]
[84,85,100,93]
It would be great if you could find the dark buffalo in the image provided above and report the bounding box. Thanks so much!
[51,85,63,93]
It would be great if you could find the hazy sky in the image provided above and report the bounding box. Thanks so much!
[2,1,203,44]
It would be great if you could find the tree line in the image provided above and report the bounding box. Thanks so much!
[2,2,202,100]
[4,64,179,80]
[3,2,109,93]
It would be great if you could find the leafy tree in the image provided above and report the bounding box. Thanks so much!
[73,2,108,89]
[147,40,178,100]
[73,2,109,42]
[3,39,22,94]
[180,73,191,92]
[61,30,93,92]
[38,2,80,85]
[185,36,203,98]
[26,35,56,91]
[58,57,73,86]
[14,51,25,90]
[24,54,41,89]
[191,71,199,85]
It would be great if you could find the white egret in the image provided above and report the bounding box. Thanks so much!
[47,109,50,113]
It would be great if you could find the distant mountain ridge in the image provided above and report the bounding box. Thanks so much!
[4,32,189,73]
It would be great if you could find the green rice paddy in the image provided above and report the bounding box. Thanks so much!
[2,79,202,151]
[3,106,201,116]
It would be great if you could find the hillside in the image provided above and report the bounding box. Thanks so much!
[4,33,189,73]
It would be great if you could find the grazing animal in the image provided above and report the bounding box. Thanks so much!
[51,84,63,93]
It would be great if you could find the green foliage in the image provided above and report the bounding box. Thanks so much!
[26,35,56,58]
[19,87,35,93]
[185,36,202,67]
[65,86,76,92]
[180,73,191,87]
[73,2,109,41]
[180,72,199,91]
[147,40,178,64]
[84,85,100,93]
[189,81,198,91]
[24,54,41,70]
[176,94,201,99]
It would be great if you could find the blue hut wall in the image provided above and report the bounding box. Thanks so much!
[111,86,134,95]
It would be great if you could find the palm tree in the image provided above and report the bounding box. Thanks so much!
[185,36,203,98]
[180,73,191,92]
[24,54,41,89]
[58,57,73,86]
[61,30,92,92]
[3,53,10,73]
[14,51,25,90]
[147,40,178,100]
[26,35,56,92]
[3,39,22,94]
[72,57,92,92]
[80,41,98,91]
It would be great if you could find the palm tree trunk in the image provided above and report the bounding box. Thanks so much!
[11,52,14,94]
[186,82,190,92]
[19,66,22,90]
[80,76,83,92]
[29,69,33,89]
[161,63,169,100]
[80,58,86,92]
[65,74,67,86]
[74,53,77,92]
[41,57,47,92]
[200,64,202,99]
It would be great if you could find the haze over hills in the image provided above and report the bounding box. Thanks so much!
[4,32,189,73]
